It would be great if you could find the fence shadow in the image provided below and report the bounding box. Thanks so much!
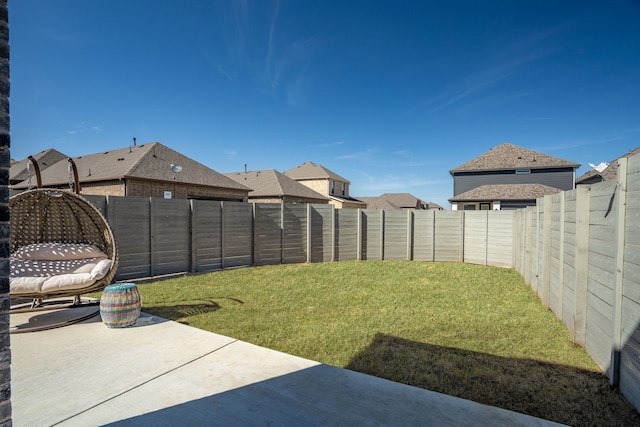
[142,300,223,325]
[344,333,640,426]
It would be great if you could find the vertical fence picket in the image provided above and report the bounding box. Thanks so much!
[612,158,628,386]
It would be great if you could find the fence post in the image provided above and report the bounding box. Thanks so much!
[431,210,436,262]
[484,210,489,266]
[407,210,413,261]
[611,157,628,386]
[357,209,363,260]
[280,202,285,264]
[558,192,566,320]
[541,195,553,307]
[380,209,385,260]
[331,205,336,262]
[524,207,533,285]
[250,202,255,267]
[511,210,518,270]
[190,199,196,273]
[221,201,226,269]
[459,211,465,262]
[149,198,156,277]
[574,185,591,347]
[307,204,312,263]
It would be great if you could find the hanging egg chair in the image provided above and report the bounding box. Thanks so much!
[9,157,119,310]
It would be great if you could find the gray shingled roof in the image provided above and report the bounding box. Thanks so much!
[449,183,562,202]
[11,142,250,191]
[224,169,328,201]
[10,148,69,184]
[380,193,427,208]
[450,143,580,173]
[356,193,428,209]
[284,161,350,183]
[357,196,397,210]
[576,146,640,184]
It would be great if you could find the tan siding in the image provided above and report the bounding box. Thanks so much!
[298,179,329,196]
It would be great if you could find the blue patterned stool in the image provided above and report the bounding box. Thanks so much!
[100,283,141,328]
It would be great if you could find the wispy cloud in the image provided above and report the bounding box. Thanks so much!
[423,25,567,115]
[224,149,238,159]
[264,0,281,88]
[222,0,320,105]
[67,122,102,136]
[201,47,235,81]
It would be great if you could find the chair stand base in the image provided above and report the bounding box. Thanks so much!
[10,297,100,334]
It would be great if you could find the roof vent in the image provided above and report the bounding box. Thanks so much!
[117,158,124,161]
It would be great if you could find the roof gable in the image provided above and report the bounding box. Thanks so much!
[284,161,350,183]
[10,148,69,184]
[450,143,580,174]
[224,169,328,200]
[11,142,250,191]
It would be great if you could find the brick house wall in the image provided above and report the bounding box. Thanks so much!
[249,196,328,204]
[46,178,248,201]
[125,179,247,201]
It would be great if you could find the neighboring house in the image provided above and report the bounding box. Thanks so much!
[224,169,329,204]
[11,142,250,201]
[284,161,367,209]
[357,193,442,210]
[449,142,580,210]
[576,146,640,185]
[9,148,68,185]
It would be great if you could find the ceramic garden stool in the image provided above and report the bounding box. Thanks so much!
[99,283,141,328]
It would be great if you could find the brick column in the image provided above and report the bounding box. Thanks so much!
[0,0,11,424]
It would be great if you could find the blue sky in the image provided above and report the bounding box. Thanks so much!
[9,1,640,208]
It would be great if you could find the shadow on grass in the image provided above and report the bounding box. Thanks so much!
[344,333,640,427]
[142,297,243,325]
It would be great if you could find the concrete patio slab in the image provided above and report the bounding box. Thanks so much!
[11,311,564,426]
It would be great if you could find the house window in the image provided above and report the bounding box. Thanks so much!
[330,180,335,194]
[515,169,531,174]
[480,203,491,210]
[341,182,345,196]
[463,204,476,210]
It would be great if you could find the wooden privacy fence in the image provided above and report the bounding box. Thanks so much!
[513,154,640,411]
[80,153,640,412]
[81,196,515,282]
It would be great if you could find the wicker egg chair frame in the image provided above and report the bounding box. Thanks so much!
[10,158,119,302]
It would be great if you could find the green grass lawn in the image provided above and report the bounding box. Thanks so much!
[135,260,640,426]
